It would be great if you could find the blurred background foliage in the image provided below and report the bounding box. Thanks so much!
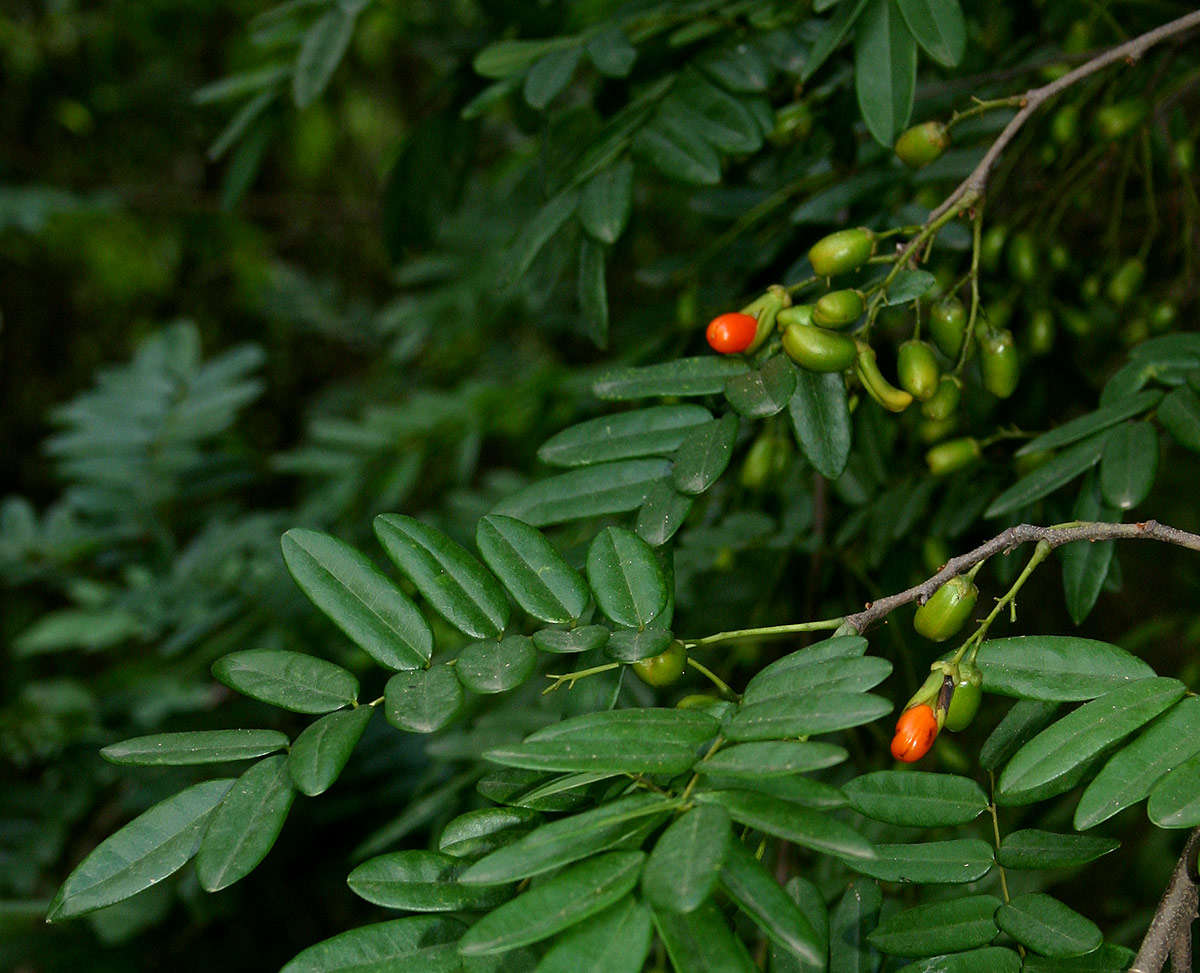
[2,0,1199,969]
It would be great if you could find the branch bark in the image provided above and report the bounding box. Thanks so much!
[924,9,1200,227]
[1131,828,1200,973]
[844,520,1200,634]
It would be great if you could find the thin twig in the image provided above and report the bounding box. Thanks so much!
[844,520,1200,635]
[1131,828,1200,973]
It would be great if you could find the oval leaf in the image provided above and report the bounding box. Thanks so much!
[539,405,711,468]
[493,459,671,526]
[652,902,758,973]
[727,692,892,741]
[1099,420,1158,509]
[1147,750,1200,828]
[895,0,966,67]
[696,790,875,861]
[788,369,852,480]
[869,895,1001,956]
[997,829,1119,870]
[976,636,1155,701]
[457,636,537,694]
[594,358,749,401]
[534,895,652,973]
[719,839,823,965]
[849,839,993,884]
[724,355,797,419]
[843,771,987,827]
[287,706,374,796]
[532,625,610,655]
[641,805,731,913]
[347,850,506,911]
[586,526,668,629]
[995,893,1101,958]
[580,159,634,244]
[698,741,848,779]
[855,0,917,146]
[101,729,288,766]
[673,414,738,495]
[385,665,464,733]
[212,649,360,714]
[280,916,462,973]
[476,515,589,624]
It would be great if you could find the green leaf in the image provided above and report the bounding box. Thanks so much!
[499,189,580,289]
[829,878,881,972]
[457,636,537,694]
[1020,944,1134,972]
[1017,390,1162,456]
[726,692,892,741]
[539,405,712,468]
[461,794,671,885]
[896,948,1021,972]
[1147,750,1200,827]
[535,896,650,973]
[745,635,869,690]
[439,807,541,858]
[1074,696,1200,829]
[1156,387,1200,452]
[670,73,763,154]
[697,43,769,93]
[996,830,1119,870]
[374,514,510,640]
[803,0,871,81]
[532,625,610,655]
[523,46,582,109]
[788,368,852,480]
[293,6,356,107]
[194,64,291,104]
[997,678,1186,804]
[46,780,234,921]
[594,357,750,400]
[287,706,374,796]
[280,916,463,973]
[459,851,645,955]
[720,840,822,965]
[527,707,719,747]
[975,636,1154,701]
[855,0,917,146]
[347,851,505,912]
[742,656,892,705]
[585,27,637,78]
[213,648,360,714]
[385,665,464,732]
[1099,421,1157,509]
[981,700,1060,770]
[476,515,589,625]
[725,355,797,419]
[641,804,730,913]
[586,526,668,628]
[196,756,296,892]
[474,37,579,79]
[995,893,1101,958]
[651,902,758,972]
[605,627,673,662]
[843,772,987,827]
[579,159,634,244]
[636,479,694,547]
[579,235,609,348]
[848,839,994,884]
[281,529,431,671]
[486,739,696,776]
[698,741,848,778]
[1059,473,1120,625]
[704,773,846,809]
[985,433,1110,518]
[101,730,288,766]
[696,790,875,861]
[896,0,967,66]
[633,111,721,185]
[771,876,829,973]
[493,459,672,526]
[883,269,937,305]
[868,895,1000,956]
[673,414,738,495]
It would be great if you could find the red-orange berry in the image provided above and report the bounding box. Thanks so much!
[706,312,758,354]
[890,704,939,763]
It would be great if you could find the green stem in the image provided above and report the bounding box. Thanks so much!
[944,95,1024,132]
[681,736,724,803]
[954,539,1053,666]
[955,203,985,376]
[686,617,844,650]
[688,658,739,701]
[543,661,621,695]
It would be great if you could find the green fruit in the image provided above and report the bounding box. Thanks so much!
[740,435,776,489]
[943,666,983,732]
[776,304,814,328]
[921,375,961,421]
[978,327,1019,398]
[913,576,979,642]
[1094,99,1147,141]
[1048,242,1071,272]
[769,101,813,144]
[676,693,719,710]
[812,289,864,329]
[981,225,1008,271]
[929,297,968,360]
[1175,139,1195,173]
[919,417,958,444]
[1050,104,1079,145]
[809,228,875,277]
[895,121,949,169]
[633,641,687,687]
[1150,301,1178,334]
[1081,274,1101,302]
[855,343,912,413]
[897,340,941,401]
[1007,232,1038,284]
[1106,258,1145,307]
[1027,308,1055,356]
[1061,307,1094,336]
[925,437,980,476]
[782,323,858,372]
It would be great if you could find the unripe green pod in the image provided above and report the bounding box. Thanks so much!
[1150,301,1178,334]
[978,327,1019,399]
[1094,99,1147,141]
[1048,242,1071,272]
[894,121,949,169]
[739,285,790,354]
[855,343,913,413]
[776,304,814,328]
[1027,308,1055,356]
[919,417,958,444]
[925,437,980,476]
[633,641,687,687]
[913,575,979,641]
[1050,104,1079,146]
[921,375,961,421]
[928,297,968,360]
[897,340,941,401]
[943,665,983,732]
[980,225,1008,271]
[1081,274,1101,302]
[809,228,875,277]
[812,289,865,329]
[1061,308,1094,337]
[740,435,776,489]
[676,693,720,710]
[1106,258,1145,307]
[1007,232,1038,284]
[782,322,858,372]
[1175,139,1195,173]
